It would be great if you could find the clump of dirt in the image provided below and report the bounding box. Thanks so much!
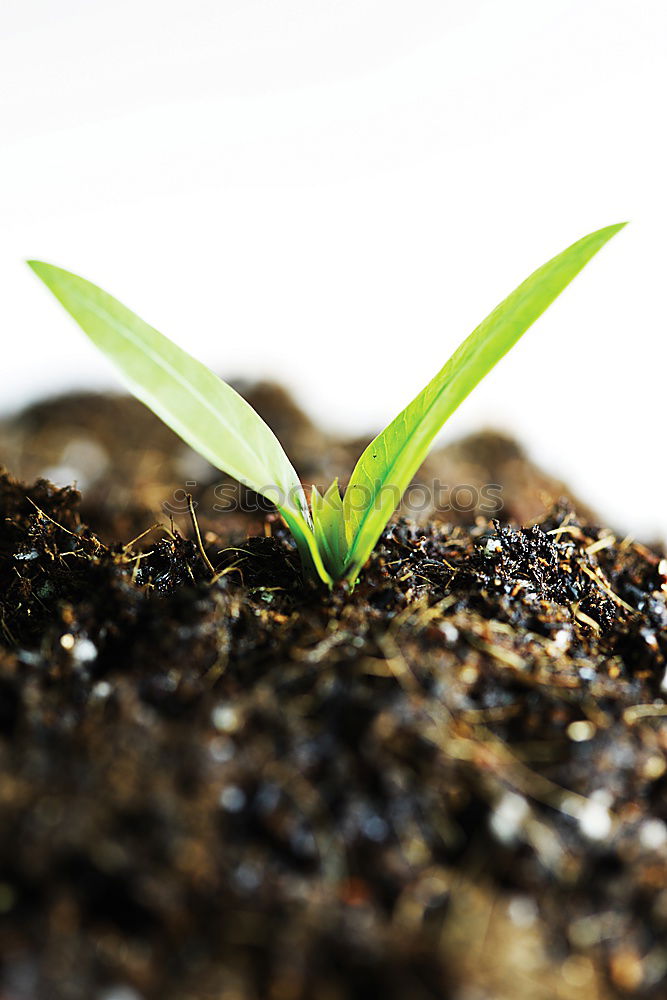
[0,388,666,1000]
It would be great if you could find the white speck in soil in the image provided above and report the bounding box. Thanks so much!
[72,638,97,665]
[552,628,571,651]
[234,862,261,892]
[578,791,613,841]
[439,621,459,644]
[567,720,596,742]
[639,819,667,851]
[211,705,240,733]
[362,815,389,842]
[507,895,538,928]
[59,437,110,489]
[219,785,246,813]
[92,681,112,699]
[483,537,503,556]
[489,792,529,844]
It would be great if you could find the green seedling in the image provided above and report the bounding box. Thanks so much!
[29,222,625,587]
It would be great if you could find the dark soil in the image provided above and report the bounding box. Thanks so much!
[0,386,666,1000]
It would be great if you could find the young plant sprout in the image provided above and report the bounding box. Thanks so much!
[29,222,625,587]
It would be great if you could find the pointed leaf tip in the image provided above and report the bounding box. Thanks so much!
[28,258,334,587]
[342,221,627,582]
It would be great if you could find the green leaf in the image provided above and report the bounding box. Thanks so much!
[28,260,333,586]
[342,222,627,582]
[311,479,347,579]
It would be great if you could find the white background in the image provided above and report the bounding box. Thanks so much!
[1,0,665,541]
